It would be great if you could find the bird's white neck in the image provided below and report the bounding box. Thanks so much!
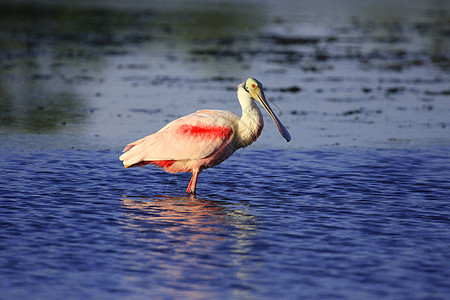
[236,85,264,148]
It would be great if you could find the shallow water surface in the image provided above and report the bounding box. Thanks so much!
[0,0,449,149]
[0,147,449,299]
[0,0,449,299]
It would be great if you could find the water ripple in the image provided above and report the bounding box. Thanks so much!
[0,147,449,299]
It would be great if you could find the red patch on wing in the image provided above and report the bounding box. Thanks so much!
[150,160,175,168]
[177,124,232,140]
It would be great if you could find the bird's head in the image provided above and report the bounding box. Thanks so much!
[241,77,291,142]
[244,78,263,99]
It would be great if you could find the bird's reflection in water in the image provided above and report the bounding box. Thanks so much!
[120,195,258,298]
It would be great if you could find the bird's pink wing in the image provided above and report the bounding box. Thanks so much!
[119,110,237,167]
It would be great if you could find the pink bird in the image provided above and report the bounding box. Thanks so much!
[119,78,291,195]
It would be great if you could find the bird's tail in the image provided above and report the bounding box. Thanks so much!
[119,137,149,168]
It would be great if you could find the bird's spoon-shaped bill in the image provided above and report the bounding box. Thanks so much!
[255,89,291,142]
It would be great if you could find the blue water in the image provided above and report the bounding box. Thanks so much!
[1,147,449,299]
[0,0,449,298]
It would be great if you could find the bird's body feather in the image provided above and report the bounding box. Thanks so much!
[119,109,241,173]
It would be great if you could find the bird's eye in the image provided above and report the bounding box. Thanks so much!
[251,83,257,89]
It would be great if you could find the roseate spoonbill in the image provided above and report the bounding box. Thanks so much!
[119,78,291,195]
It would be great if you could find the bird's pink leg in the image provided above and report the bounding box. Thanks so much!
[186,169,199,195]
